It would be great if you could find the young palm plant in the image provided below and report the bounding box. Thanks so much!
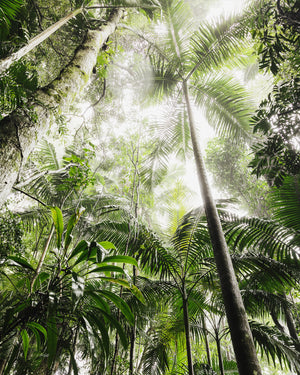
[0,206,142,375]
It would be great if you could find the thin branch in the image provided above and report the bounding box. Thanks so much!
[85,5,158,10]
[12,187,47,207]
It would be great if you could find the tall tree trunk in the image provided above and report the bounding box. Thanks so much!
[0,9,123,207]
[182,81,262,375]
[0,8,83,74]
[182,288,194,375]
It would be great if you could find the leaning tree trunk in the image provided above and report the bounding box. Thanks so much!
[182,81,262,375]
[0,7,83,74]
[0,9,123,206]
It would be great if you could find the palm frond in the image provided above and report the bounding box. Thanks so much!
[172,208,211,275]
[233,253,298,291]
[140,103,191,191]
[149,54,182,100]
[190,13,250,75]
[158,0,195,66]
[220,212,300,261]
[250,320,300,372]
[0,0,23,37]
[191,73,254,139]
[35,140,61,171]
[241,289,290,320]
[270,175,300,234]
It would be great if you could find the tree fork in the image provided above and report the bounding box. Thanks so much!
[182,81,262,375]
[0,9,123,206]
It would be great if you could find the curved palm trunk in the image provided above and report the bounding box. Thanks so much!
[182,288,194,375]
[182,81,262,375]
[0,9,123,206]
[0,8,83,74]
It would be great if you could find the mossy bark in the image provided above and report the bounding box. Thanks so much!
[0,9,122,206]
[0,8,83,75]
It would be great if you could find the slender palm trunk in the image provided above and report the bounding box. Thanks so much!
[0,8,83,74]
[182,288,194,375]
[0,8,123,206]
[182,80,262,375]
[215,331,225,375]
[202,316,212,367]
[129,266,137,375]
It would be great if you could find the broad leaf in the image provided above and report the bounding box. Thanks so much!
[103,255,138,267]
[20,329,29,360]
[99,290,134,325]
[7,256,34,271]
[50,206,64,249]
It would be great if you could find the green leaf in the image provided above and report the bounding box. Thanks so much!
[87,265,125,275]
[32,272,50,291]
[27,326,41,351]
[98,241,116,250]
[64,210,83,251]
[27,322,47,340]
[97,277,133,289]
[131,284,146,304]
[20,329,29,360]
[86,291,111,314]
[7,256,34,271]
[102,255,138,267]
[68,240,89,261]
[84,312,110,356]
[50,207,64,249]
[101,310,128,349]
[47,312,57,367]
[99,290,134,325]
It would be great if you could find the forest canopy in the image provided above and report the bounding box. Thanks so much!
[0,0,299,374]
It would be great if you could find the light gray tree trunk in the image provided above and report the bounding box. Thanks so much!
[0,8,83,75]
[182,80,262,375]
[0,9,122,207]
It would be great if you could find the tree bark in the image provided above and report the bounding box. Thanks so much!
[182,288,194,375]
[0,9,123,207]
[0,8,83,74]
[182,81,262,375]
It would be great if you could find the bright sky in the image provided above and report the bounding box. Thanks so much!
[206,0,247,19]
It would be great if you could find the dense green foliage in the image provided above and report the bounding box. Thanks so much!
[0,0,299,374]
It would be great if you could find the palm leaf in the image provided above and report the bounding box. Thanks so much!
[190,13,250,76]
[140,103,191,190]
[270,175,300,233]
[221,212,300,261]
[250,320,300,371]
[192,73,254,139]
[0,0,23,37]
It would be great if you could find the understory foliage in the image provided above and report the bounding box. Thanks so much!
[249,0,300,187]
[0,0,299,374]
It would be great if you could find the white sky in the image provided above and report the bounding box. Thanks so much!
[206,0,246,19]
